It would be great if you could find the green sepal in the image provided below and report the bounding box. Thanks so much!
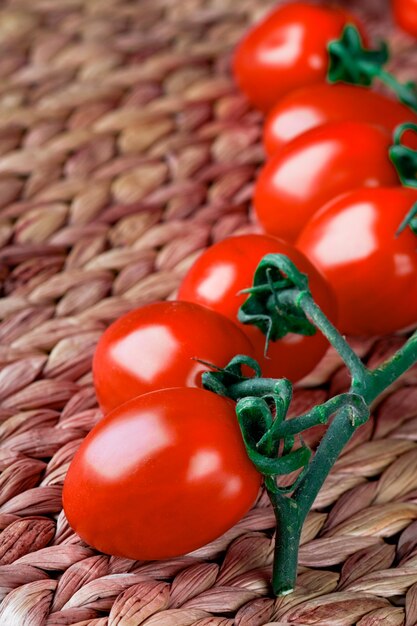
[236,396,312,476]
[238,254,316,351]
[201,354,261,398]
[397,201,417,236]
[328,24,388,86]
[388,123,417,235]
[390,123,417,188]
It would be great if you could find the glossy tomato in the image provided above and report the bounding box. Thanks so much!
[393,0,417,38]
[63,387,261,559]
[178,234,336,382]
[263,83,417,155]
[233,2,366,112]
[254,121,399,243]
[93,301,254,414]
[297,187,417,336]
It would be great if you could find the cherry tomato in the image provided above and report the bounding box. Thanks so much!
[263,83,417,155]
[297,187,417,336]
[178,234,336,382]
[254,121,399,243]
[233,2,366,112]
[63,387,261,559]
[393,0,417,38]
[93,301,254,414]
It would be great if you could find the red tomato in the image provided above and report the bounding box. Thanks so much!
[263,83,417,155]
[254,121,399,243]
[93,301,254,414]
[63,387,261,559]
[393,0,417,38]
[233,2,366,112]
[297,187,417,336]
[178,234,336,382]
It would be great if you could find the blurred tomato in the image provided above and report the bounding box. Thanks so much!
[233,2,366,112]
[263,83,417,155]
[254,121,399,242]
[393,0,417,38]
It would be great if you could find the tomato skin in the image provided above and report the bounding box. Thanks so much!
[63,387,261,559]
[264,83,417,155]
[254,121,399,243]
[233,2,366,112]
[393,0,417,38]
[297,187,417,336]
[178,234,337,382]
[93,301,254,414]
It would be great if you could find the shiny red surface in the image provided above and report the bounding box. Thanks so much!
[233,2,366,112]
[297,187,417,335]
[93,301,254,414]
[254,121,399,243]
[263,83,417,155]
[393,0,417,38]
[63,388,261,559]
[178,234,337,382]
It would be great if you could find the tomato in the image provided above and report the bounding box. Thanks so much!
[254,121,399,243]
[63,387,261,559]
[393,0,417,38]
[233,2,366,112]
[178,234,336,382]
[297,187,417,336]
[93,301,254,414]
[263,83,417,155]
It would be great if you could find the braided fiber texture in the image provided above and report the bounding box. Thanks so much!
[1,0,417,623]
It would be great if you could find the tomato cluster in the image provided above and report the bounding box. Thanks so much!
[234,0,417,337]
[64,1,417,566]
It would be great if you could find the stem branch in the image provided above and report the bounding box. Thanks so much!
[295,293,368,384]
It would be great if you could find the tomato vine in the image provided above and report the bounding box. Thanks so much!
[203,254,417,596]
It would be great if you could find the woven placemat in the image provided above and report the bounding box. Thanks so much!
[1,0,417,624]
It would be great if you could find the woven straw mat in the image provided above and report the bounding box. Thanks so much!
[2,0,417,624]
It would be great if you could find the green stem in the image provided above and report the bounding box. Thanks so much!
[360,62,417,112]
[293,293,368,384]
[227,378,290,401]
[268,489,302,596]
[273,393,367,438]
[292,404,361,517]
[231,254,417,597]
[366,331,417,403]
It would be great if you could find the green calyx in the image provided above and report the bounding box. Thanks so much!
[202,354,368,488]
[328,25,417,113]
[328,24,389,86]
[390,123,417,187]
[389,122,417,236]
[237,254,316,352]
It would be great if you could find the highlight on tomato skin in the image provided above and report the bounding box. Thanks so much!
[254,120,400,243]
[232,1,367,112]
[62,387,262,560]
[296,186,417,336]
[178,233,337,382]
[263,83,417,155]
[93,300,255,415]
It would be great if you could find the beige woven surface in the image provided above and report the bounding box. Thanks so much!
[1,0,417,624]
